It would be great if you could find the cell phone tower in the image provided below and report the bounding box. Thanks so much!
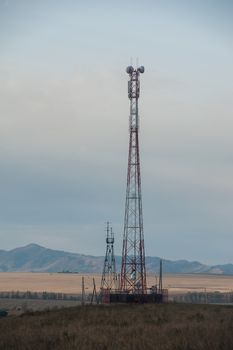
[121,65,147,294]
[101,222,117,291]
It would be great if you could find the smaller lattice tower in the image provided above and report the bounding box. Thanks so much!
[101,222,117,291]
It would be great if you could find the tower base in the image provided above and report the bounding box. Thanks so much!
[110,293,163,304]
[100,289,168,304]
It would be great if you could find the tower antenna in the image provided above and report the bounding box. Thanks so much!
[101,222,117,291]
[121,65,147,294]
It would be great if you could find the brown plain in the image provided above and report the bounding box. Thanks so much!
[0,272,232,294]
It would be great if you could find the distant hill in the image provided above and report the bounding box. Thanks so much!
[0,244,232,275]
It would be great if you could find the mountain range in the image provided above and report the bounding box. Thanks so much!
[0,244,233,275]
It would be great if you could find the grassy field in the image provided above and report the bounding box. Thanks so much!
[0,298,81,313]
[0,272,232,295]
[0,303,233,350]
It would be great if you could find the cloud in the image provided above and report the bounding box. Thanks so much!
[0,1,233,264]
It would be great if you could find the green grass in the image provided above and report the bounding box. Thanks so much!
[0,303,233,350]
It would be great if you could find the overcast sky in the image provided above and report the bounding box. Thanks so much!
[0,0,233,264]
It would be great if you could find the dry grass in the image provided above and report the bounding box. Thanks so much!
[0,298,81,312]
[0,272,233,295]
[0,303,233,349]
[0,272,101,294]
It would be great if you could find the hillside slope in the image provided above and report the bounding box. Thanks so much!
[0,244,232,274]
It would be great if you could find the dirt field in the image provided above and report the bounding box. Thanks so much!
[0,272,232,295]
[161,273,233,294]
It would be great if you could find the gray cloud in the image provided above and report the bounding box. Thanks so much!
[0,0,233,264]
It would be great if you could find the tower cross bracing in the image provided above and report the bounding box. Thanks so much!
[121,65,147,294]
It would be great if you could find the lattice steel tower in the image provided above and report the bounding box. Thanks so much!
[101,222,117,291]
[121,65,147,294]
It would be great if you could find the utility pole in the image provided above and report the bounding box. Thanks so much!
[158,259,163,295]
[91,277,98,304]
[81,276,85,305]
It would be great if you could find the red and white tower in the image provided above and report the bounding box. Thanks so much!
[121,65,147,294]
